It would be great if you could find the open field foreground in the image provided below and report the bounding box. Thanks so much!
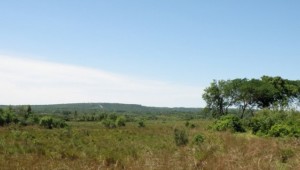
[0,120,299,170]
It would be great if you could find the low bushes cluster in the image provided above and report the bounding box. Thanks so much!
[0,108,37,126]
[211,110,300,138]
[102,114,126,128]
[0,110,19,126]
[0,107,67,129]
[210,114,245,132]
[39,116,68,129]
[247,110,300,137]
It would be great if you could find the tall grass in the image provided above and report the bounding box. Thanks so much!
[0,120,299,169]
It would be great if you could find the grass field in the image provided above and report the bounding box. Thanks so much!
[0,120,299,170]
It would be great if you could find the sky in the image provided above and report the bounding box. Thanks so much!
[0,0,299,107]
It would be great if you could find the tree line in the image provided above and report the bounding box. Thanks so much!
[202,76,300,118]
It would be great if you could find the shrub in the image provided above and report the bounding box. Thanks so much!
[174,128,188,146]
[108,113,117,121]
[0,111,19,126]
[0,114,4,126]
[53,118,68,128]
[279,148,294,163]
[185,121,196,129]
[193,134,205,145]
[185,121,190,127]
[39,116,67,129]
[291,125,300,138]
[102,119,116,129]
[102,116,126,128]
[115,116,126,127]
[269,124,292,137]
[190,124,196,129]
[248,110,300,137]
[248,110,282,135]
[138,121,145,128]
[18,115,40,126]
[39,116,54,129]
[211,114,245,132]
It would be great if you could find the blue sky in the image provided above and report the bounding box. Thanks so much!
[0,1,299,107]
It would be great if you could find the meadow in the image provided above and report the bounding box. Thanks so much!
[1,118,299,170]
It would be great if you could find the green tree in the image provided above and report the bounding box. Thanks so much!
[261,76,299,110]
[203,76,300,118]
[233,79,257,118]
[25,105,33,119]
[202,80,231,117]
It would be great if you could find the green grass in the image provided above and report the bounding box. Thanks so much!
[0,120,299,169]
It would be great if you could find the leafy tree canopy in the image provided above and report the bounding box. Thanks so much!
[203,76,300,118]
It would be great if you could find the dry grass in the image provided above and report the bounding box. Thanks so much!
[0,120,299,170]
[196,132,300,170]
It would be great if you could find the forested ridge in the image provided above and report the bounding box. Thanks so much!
[0,103,201,114]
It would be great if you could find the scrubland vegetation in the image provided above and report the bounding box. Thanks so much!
[0,107,299,169]
[0,76,300,169]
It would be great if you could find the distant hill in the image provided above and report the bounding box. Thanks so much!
[0,103,202,114]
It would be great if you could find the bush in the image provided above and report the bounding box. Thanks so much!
[248,110,281,135]
[115,116,126,127]
[19,115,40,126]
[53,118,68,128]
[0,110,19,126]
[102,116,126,128]
[108,113,117,121]
[39,116,54,129]
[248,110,300,137]
[193,134,205,145]
[102,119,116,129]
[39,116,67,129]
[138,121,145,128]
[269,124,292,137]
[291,125,300,138]
[185,121,190,127]
[0,114,4,126]
[190,124,196,129]
[211,114,245,132]
[174,128,188,146]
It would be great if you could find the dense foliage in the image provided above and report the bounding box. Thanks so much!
[0,108,18,126]
[211,110,300,138]
[210,114,245,132]
[102,114,126,128]
[203,76,300,118]
[248,110,300,137]
[0,106,67,129]
[39,116,68,129]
